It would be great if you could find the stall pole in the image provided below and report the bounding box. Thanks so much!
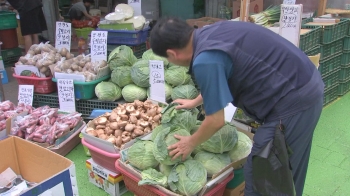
[317,0,328,16]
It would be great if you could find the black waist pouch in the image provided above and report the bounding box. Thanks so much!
[252,125,296,196]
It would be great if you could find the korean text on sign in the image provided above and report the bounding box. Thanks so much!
[149,60,166,103]
[55,22,71,51]
[18,85,34,106]
[91,31,108,63]
[57,79,76,112]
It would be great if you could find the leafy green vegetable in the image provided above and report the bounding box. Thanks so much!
[201,123,238,154]
[111,66,133,87]
[127,140,159,170]
[159,163,173,177]
[138,168,168,187]
[171,84,199,101]
[228,131,253,162]
[190,120,202,134]
[165,66,191,87]
[194,151,231,176]
[121,84,147,102]
[142,49,169,66]
[168,159,207,196]
[153,127,191,165]
[108,45,137,70]
[130,60,150,88]
[95,81,122,101]
[161,103,199,132]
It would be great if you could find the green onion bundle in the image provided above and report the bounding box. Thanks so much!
[248,5,281,27]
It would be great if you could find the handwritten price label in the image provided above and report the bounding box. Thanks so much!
[91,31,108,63]
[55,22,71,51]
[57,79,76,112]
[279,4,302,46]
[18,85,34,106]
[149,60,166,103]
[283,0,296,4]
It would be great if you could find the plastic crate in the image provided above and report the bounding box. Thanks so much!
[115,160,233,196]
[302,18,349,44]
[0,11,17,30]
[82,138,120,174]
[13,74,57,94]
[324,84,338,106]
[96,27,149,46]
[320,38,344,61]
[338,79,350,96]
[75,28,94,39]
[322,69,339,91]
[32,93,59,108]
[0,69,8,84]
[1,47,22,67]
[339,65,350,82]
[52,75,110,100]
[305,45,320,56]
[319,53,342,76]
[341,50,350,66]
[226,168,244,189]
[299,27,321,52]
[344,36,350,50]
[107,43,148,58]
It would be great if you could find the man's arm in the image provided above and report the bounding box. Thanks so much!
[82,11,94,19]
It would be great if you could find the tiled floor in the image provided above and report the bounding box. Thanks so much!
[2,69,350,195]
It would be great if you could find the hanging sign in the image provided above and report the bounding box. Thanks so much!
[55,22,71,51]
[224,103,237,122]
[283,0,296,4]
[149,60,166,104]
[279,4,303,47]
[18,85,34,106]
[90,31,108,63]
[57,79,76,112]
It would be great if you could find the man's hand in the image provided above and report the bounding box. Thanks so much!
[173,94,203,110]
[168,135,195,161]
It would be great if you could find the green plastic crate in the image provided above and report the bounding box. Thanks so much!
[324,84,339,106]
[339,65,350,82]
[320,38,344,61]
[302,18,349,44]
[75,28,94,39]
[0,47,22,67]
[305,45,320,56]
[322,69,340,91]
[299,27,321,52]
[341,50,350,66]
[344,36,350,50]
[226,168,244,189]
[338,79,350,96]
[319,53,342,76]
[0,11,17,30]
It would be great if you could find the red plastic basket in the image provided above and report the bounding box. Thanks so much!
[13,74,56,94]
[82,138,120,174]
[115,161,233,196]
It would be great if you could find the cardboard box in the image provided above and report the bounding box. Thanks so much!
[232,0,263,18]
[224,182,245,196]
[86,159,127,196]
[0,136,78,195]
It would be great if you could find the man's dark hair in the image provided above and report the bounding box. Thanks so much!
[150,17,194,57]
[83,0,95,4]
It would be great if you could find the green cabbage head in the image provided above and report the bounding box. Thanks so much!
[165,66,191,87]
[138,168,168,187]
[108,45,137,70]
[151,124,170,141]
[168,159,207,196]
[142,49,169,66]
[194,151,231,176]
[190,120,202,134]
[147,83,173,101]
[161,103,199,132]
[171,84,199,100]
[111,66,133,87]
[130,60,150,88]
[228,131,253,162]
[127,140,159,170]
[95,81,122,101]
[122,84,147,102]
[153,127,191,165]
[201,123,238,154]
[159,163,173,177]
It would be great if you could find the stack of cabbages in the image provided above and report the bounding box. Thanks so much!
[125,103,253,196]
[94,45,200,102]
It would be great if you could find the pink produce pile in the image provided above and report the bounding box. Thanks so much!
[10,106,82,145]
[0,101,34,130]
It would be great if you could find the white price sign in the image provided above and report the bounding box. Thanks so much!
[18,85,34,106]
[283,0,296,4]
[55,22,71,51]
[279,4,303,47]
[149,60,166,103]
[57,79,76,112]
[91,31,108,63]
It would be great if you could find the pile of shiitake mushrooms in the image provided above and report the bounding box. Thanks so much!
[86,100,162,148]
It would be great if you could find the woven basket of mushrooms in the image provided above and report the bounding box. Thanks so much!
[86,100,162,149]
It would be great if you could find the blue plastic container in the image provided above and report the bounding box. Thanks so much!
[1,69,8,84]
[96,27,149,46]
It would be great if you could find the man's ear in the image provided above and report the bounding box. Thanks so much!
[166,49,177,59]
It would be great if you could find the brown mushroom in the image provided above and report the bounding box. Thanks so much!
[86,127,95,133]
[144,127,151,133]
[97,117,108,125]
[140,120,150,128]
[135,125,144,131]
[96,129,105,136]
[87,130,97,137]
[98,134,107,140]
[125,124,135,132]
[157,107,163,114]
[125,105,135,113]
[117,109,127,115]
[141,113,150,121]
[120,114,129,121]
[147,108,157,117]
[153,114,161,122]
[152,122,159,130]
[115,136,122,146]
[109,122,119,130]
[107,136,116,144]
[114,129,123,137]
[105,127,114,135]
[134,128,144,136]
[131,132,137,139]
[134,100,143,107]
[118,121,128,129]
[96,125,106,129]
[129,115,138,124]
[130,110,140,118]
